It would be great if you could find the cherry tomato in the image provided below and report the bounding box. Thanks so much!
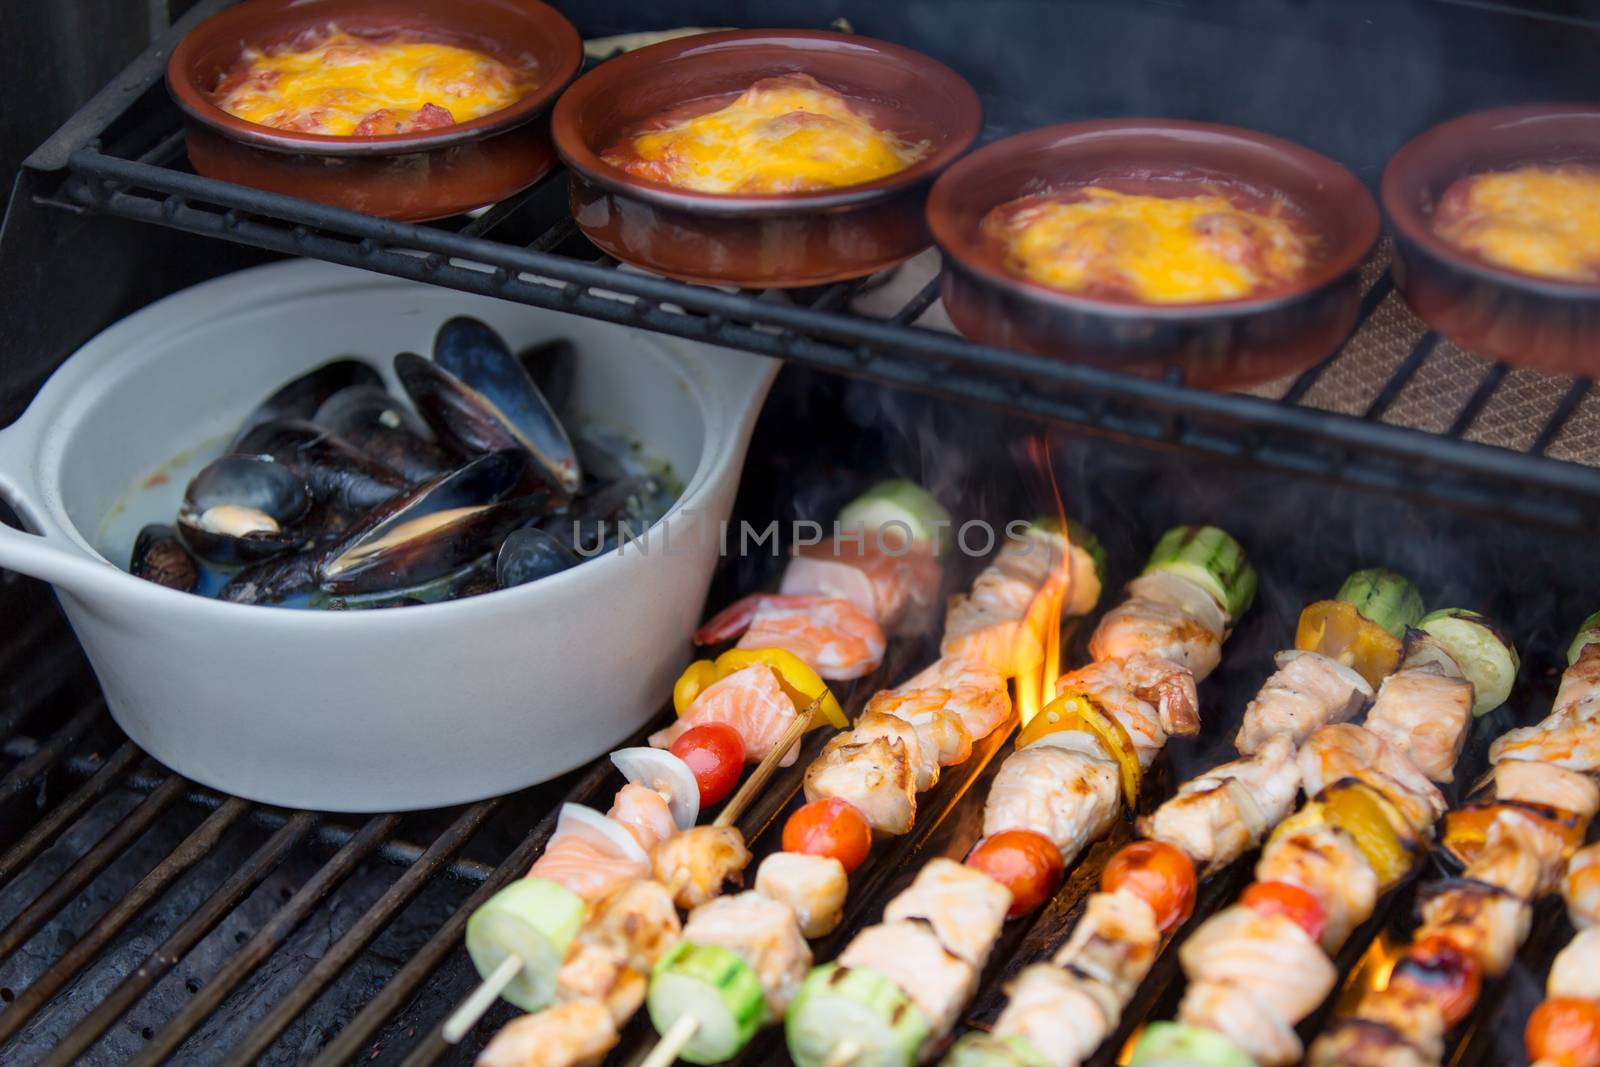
[1241,880,1327,944]
[783,798,873,874]
[669,723,744,808]
[1100,840,1197,933]
[1526,997,1600,1067]
[1388,935,1482,1029]
[966,830,1065,917]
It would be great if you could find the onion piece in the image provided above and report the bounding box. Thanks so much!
[554,802,650,866]
[612,747,700,830]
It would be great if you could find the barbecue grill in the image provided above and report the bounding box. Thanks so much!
[2,1,1598,1065]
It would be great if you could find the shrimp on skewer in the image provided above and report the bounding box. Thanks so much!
[944,570,1423,1067]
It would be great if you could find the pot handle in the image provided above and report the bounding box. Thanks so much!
[0,419,117,595]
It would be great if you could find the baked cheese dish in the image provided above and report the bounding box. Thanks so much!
[211,28,535,137]
[982,187,1315,304]
[601,73,929,194]
[1434,164,1600,283]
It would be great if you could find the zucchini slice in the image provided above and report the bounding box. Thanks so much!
[1143,525,1256,619]
[786,964,930,1067]
[1025,516,1105,618]
[1130,1022,1256,1067]
[648,942,768,1064]
[1418,608,1519,715]
[944,1033,1052,1067]
[1568,609,1600,666]
[837,480,951,548]
[1336,568,1425,638]
[464,877,586,1011]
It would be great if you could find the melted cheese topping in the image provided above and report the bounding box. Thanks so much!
[212,29,534,136]
[1434,165,1600,283]
[602,73,928,194]
[984,188,1314,304]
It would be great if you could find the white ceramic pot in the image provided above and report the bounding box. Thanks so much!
[0,261,776,811]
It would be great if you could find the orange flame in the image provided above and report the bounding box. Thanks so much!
[1014,435,1071,727]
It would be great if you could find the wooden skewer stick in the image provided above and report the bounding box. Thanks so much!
[822,1040,863,1067]
[637,1013,702,1067]
[443,690,835,1045]
[626,692,834,1063]
[713,690,827,828]
[442,954,521,1043]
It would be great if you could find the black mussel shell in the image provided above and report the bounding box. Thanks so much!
[233,419,407,526]
[317,452,553,595]
[218,550,320,605]
[496,527,581,590]
[320,554,496,609]
[230,359,383,449]
[516,337,577,415]
[130,523,199,592]
[313,385,450,484]
[177,455,313,566]
[398,318,581,493]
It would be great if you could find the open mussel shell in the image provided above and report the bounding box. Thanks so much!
[177,455,312,566]
[313,385,451,484]
[397,316,582,494]
[218,550,320,605]
[229,359,384,449]
[233,419,408,530]
[323,554,498,609]
[516,337,577,416]
[317,451,554,596]
[130,523,200,592]
[497,527,581,590]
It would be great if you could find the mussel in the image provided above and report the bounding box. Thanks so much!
[130,523,200,592]
[497,527,581,590]
[313,385,451,483]
[517,337,577,416]
[233,419,408,529]
[230,359,384,448]
[318,451,553,595]
[176,455,312,565]
[218,550,320,605]
[397,317,582,494]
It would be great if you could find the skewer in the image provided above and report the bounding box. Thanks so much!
[712,694,824,829]
[442,956,522,1044]
[822,1040,862,1067]
[442,691,831,1044]
[636,1015,702,1067]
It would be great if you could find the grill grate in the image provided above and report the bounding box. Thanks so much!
[14,0,1600,533]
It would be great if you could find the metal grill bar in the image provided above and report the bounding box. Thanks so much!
[0,731,498,883]
[126,813,402,1066]
[0,742,140,891]
[0,769,188,962]
[1534,378,1593,455]
[0,701,102,805]
[0,796,251,1047]
[36,811,319,1067]
[58,176,1600,531]
[227,800,501,1063]
[1280,274,1397,406]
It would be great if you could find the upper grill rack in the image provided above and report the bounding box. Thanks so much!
[15,0,1600,532]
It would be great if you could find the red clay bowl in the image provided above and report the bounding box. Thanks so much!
[167,0,582,222]
[926,120,1381,389]
[551,29,983,288]
[1383,105,1600,376]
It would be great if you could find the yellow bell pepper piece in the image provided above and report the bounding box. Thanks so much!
[712,648,847,730]
[1443,800,1588,868]
[1017,689,1142,807]
[673,659,721,716]
[1322,780,1417,890]
[1296,599,1403,690]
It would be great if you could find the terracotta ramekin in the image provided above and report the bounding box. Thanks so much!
[550,29,983,288]
[1383,105,1600,376]
[167,0,582,222]
[926,120,1381,389]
